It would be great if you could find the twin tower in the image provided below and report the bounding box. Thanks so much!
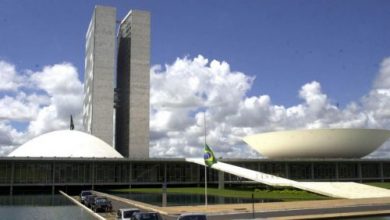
[83,6,150,159]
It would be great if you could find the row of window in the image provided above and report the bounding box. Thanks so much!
[0,161,389,184]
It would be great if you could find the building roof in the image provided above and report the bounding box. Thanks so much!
[8,130,123,158]
[243,128,390,159]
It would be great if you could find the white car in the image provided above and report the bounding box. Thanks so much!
[117,208,140,220]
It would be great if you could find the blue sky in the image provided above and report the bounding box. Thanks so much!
[1,0,389,105]
[1,0,390,157]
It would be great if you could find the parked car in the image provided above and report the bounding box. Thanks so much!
[177,213,207,220]
[91,197,113,213]
[84,194,97,208]
[80,190,93,204]
[131,212,163,220]
[117,208,140,220]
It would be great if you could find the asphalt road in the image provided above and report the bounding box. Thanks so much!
[73,190,390,220]
[201,204,390,220]
[105,197,390,220]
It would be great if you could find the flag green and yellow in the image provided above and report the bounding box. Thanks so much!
[204,144,217,167]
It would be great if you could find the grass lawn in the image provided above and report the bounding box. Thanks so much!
[366,182,390,189]
[111,187,328,201]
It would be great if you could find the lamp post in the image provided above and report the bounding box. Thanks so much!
[252,190,255,219]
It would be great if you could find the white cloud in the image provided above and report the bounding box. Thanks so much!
[150,55,257,158]
[149,55,390,158]
[26,63,83,136]
[30,63,83,96]
[1,56,390,159]
[0,121,26,155]
[0,61,83,154]
[0,61,24,91]
[373,57,390,89]
[0,93,41,121]
[360,58,390,129]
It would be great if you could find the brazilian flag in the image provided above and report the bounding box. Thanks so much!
[204,144,217,167]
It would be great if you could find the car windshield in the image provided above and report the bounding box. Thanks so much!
[81,191,92,196]
[124,210,139,218]
[180,216,207,220]
[138,213,161,220]
[96,198,108,204]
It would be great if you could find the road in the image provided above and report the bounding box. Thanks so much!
[202,204,390,219]
[106,198,390,220]
[71,192,390,220]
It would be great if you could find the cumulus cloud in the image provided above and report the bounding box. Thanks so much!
[149,55,390,158]
[0,61,25,91]
[150,55,256,158]
[373,57,390,90]
[27,63,83,136]
[30,64,83,96]
[1,55,390,158]
[0,93,42,121]
[0,60,83,154]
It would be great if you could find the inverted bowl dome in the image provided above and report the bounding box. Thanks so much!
[8,130,123,158]
[243,129,390,159]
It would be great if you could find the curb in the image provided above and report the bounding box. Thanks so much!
[59,190,106,220]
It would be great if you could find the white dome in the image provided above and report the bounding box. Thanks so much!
[243,129,390,158]
[8,130,123,158]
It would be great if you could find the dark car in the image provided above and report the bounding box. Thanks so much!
[177,213,207,220]
[84,194,97,208]
[131,212,163,220]
[91,197,113,213]
[80,190,93,204]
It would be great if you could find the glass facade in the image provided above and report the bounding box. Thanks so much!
[54,162,91,184]
[1,158,390,191]
[361,163,380,179]
[339,163,358,179]
[289,163,312,180]
[313,163,336,180]
[0,162,11,184]
[383,163,390,177]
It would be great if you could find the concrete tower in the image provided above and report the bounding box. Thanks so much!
[83,6,116,146]
[115,10,150,158]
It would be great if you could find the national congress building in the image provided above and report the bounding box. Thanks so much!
[2,5,390,195]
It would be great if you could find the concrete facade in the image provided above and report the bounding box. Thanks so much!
[83,6,116,146]
[115,10,150,158]
[244,129,390,158]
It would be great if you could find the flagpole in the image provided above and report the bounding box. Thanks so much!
[204,112,208,208]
